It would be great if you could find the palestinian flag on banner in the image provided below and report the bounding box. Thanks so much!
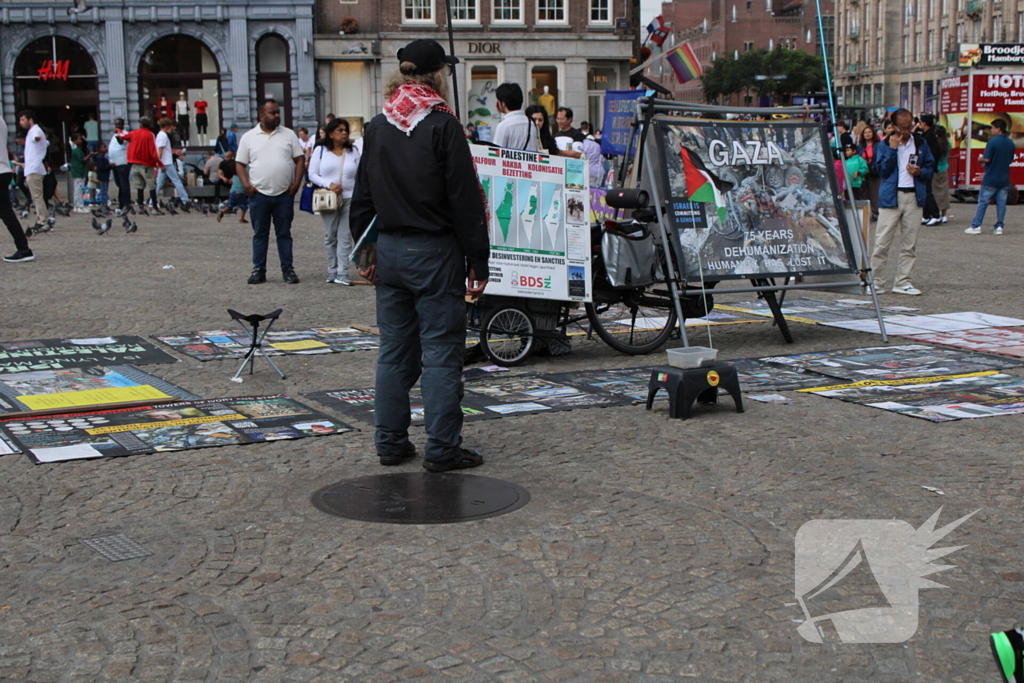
[536,154,550,164]
[488,148,501,158]
[680,145,733,223]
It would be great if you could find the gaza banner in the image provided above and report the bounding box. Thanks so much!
[470,144,592,302]
[652,121,857,281]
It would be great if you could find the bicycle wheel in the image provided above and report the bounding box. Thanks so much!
[585,291,677,355]
[480,304,536,366]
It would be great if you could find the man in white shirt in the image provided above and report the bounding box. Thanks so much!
[235,99,305,285]
[491,83,537,152]
[553,107,585,159]
[107,117,131,211]
[18,109,50,230]
[154,118,190,206]
[297,127,315,163]
[871,108,934,296]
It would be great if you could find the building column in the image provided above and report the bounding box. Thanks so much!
[564,58,588,125]
[229,14,251,127]
[295,14,316,129]
[104,18,128,134]
[504,58,527,93]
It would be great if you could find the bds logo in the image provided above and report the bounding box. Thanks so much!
[510,271,552,289]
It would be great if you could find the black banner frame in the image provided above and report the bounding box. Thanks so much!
[632,98,888,345]
[649,117,859,282]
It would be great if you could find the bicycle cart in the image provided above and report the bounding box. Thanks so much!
[470,219,715,365]
[471,294,581,367]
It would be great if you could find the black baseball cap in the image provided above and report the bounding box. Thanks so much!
[397,39,459,75]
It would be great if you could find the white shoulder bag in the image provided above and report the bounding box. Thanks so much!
[313,147,344,213]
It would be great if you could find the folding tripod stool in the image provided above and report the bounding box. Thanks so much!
[227,308,286,381]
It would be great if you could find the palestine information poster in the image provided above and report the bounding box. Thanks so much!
[0,336,179,373]
[652,120,856,281]
[0,365,200,414]
[799,372,1024,422]
[154,327,379,361]
[470,144,592,302]
[0,395,355,464]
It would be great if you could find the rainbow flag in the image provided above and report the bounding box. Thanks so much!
[666,43,703,84]
[680,146,731,223]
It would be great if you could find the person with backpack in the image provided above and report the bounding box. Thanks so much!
[870,108,935,296]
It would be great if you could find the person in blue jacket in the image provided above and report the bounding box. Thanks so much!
[870,108,935,296]
[964,118,1016,236]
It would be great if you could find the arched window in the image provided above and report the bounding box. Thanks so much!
[14,36,98,154]
[257,35,291,128]
[138,35,220,145]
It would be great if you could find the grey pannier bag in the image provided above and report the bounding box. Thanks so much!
[601,229,661,289]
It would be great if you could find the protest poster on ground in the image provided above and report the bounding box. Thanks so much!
[310,374,632,423]
[470,145,592,302]
[154,327,379,361]
[0,365,200,414]
[761,344,1022,381]
[899,328,1024,358]
[463,374,630,414]
[798,372,1024,422]
[544,359,835,400]
[719,297,881,323]
[651,120,857,281]
[0,336,179,373]
[541,368,659,403]
[726,359,837,393]
[0,395,355,464]
[305,387,494,425]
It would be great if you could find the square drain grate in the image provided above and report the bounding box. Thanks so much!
[80,533,152,562]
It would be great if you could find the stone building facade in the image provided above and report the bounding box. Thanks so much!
[0,0,317,148]
[832,0,1024,117]
[314,0,634,140]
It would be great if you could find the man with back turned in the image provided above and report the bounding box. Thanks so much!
[351,39,490,472]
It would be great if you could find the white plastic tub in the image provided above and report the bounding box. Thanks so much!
[666,346,718,369]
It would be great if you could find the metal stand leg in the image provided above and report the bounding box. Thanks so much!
[642,139,690,348]
[230,317,287,381]
[755,279,794,343]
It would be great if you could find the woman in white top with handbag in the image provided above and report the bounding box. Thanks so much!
[308,118,361,285]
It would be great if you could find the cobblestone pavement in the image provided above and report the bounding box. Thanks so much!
[1,203,1022,682]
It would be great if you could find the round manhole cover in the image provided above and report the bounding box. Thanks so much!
[311,473,531,524]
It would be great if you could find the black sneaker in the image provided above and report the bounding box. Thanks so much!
[247,268,266,284]
[423,448,484,472]
[3,249,34,263]
[283,268,300,284]
[379,442,416,466]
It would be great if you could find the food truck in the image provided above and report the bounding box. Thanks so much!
[940,43,1024,203]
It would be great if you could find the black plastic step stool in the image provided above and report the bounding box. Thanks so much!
[645,362,744,420]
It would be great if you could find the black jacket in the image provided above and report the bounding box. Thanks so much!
[921,127,941,163]
[351,110,490,280]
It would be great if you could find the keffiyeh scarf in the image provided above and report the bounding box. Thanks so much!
[383,82,457,135]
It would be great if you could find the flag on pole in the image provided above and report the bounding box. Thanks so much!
[646,15,671,47]
[680,146,732,223]
[666,43,703,84]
